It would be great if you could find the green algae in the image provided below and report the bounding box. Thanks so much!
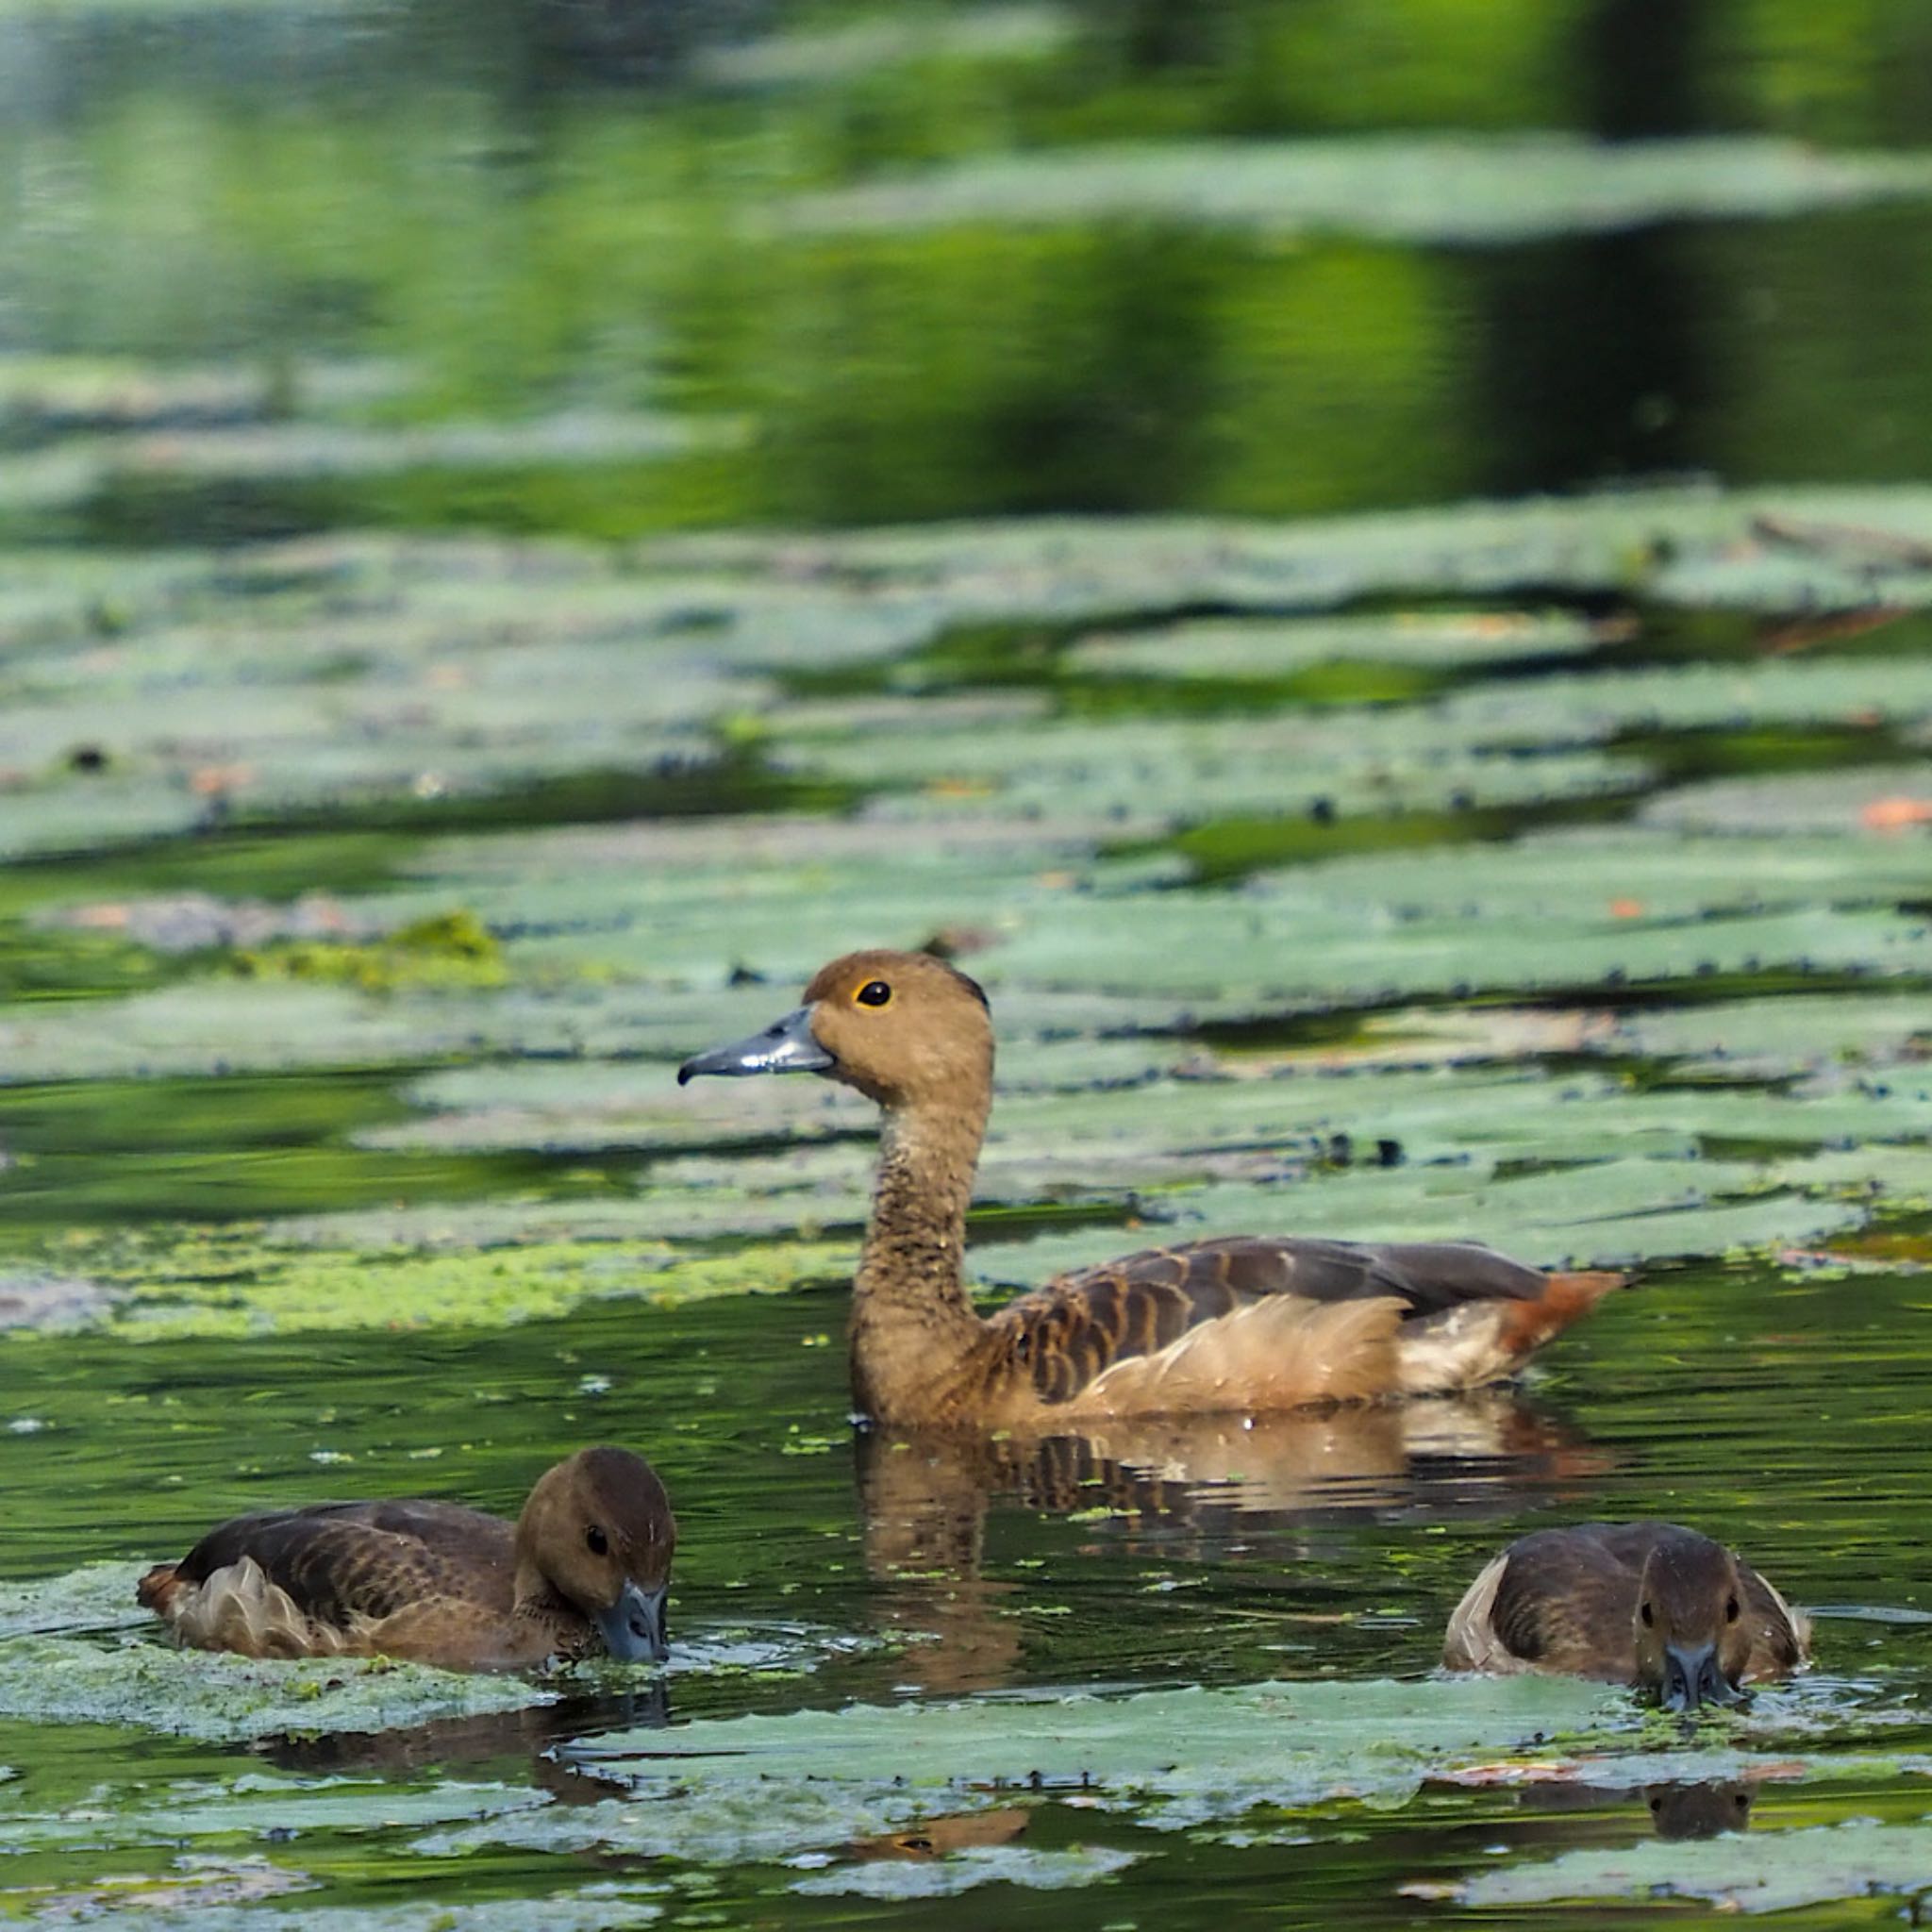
[58,1227,848,1339]
[0,1640,555,1744]
[233,911,507,995]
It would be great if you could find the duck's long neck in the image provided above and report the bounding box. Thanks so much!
[851,1091,991,1424]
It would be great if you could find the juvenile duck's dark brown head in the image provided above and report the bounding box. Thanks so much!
[1632,1529,1751,1712]
[678,949,993,1112]
[516,1446,675,1663]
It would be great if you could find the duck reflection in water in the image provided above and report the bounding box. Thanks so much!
[1647,1780,1755,1838]
[857,1391,1609,1695]
[1516,1777,1755,1840]
[258,1677,673,1784]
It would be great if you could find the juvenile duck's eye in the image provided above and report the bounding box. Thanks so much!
[855,980,891,1008]
[1725,1595,1740,1624]
[1640,1600,1655,1627]
[585,1525,608,1556]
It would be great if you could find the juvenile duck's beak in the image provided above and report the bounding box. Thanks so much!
[1661,1640,1740,1713]
[677,1005,833,1083]
[598,1580,669,1664]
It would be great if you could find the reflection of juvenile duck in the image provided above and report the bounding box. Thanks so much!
[1646,1780,1754,1839]
[138,1447,675,1670]
[680,949,1623,1428]
[1444,1522,1808,1710]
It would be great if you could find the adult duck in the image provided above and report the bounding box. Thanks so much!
[678,949,1622,1429]
[139,1446,674,1670]
[1444,1521,1808,1709]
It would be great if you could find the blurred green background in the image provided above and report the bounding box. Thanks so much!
[7,0,1932,542]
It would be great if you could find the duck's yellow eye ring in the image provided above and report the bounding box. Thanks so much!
[855,980,891,1008]
[586,1525,608,1556]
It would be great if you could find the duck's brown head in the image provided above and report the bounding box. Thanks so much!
[517,1446,675,1663]
[1632,1530,1750,1713]
[677,949,993,1110]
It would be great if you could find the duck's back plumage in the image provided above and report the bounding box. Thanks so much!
[974,1236,1619,1420]
[140,1499,525,1665]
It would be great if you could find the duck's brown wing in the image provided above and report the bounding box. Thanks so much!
[159,1499,513,1628]
[1453,1524,1645,1678]
[990,1236,1618,1408]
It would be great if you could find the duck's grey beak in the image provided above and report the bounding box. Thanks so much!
[1661,1641,1740,1713]
[598,1580,669,1664]
[677,1005,833,1083]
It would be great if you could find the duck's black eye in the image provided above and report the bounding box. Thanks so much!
[1725,1595,1740,1624]
[855,980,891,1008]
[1641,1600,1655,1627]
[585,1525,608,1556]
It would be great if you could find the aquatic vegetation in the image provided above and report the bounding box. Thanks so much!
[6,12,1932,1924]
[0,1637,554,1743]
[789,136,1932,242]
[1455,1818,1932,1913]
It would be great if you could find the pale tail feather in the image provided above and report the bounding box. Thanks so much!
[1397,1270,1626,1395]
[1754,1572,1813,1674]
[163,1556,358,1659]
[1442,1552,1525,1674]
[1059,1293,1406,1420]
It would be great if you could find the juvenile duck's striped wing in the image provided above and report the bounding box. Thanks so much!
[987,1236,1621,1412]
[141,1500,512,1648]
[1448,1524,1642,1677]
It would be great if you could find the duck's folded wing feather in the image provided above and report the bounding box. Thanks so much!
[1740,1559,1811,1673]
[997,1236,1603,1405]
[1481,1528,1641,1676]
[172,1502,509,1626]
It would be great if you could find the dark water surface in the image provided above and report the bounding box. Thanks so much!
[6,2,1932,1926]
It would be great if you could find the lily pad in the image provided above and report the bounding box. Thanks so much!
[787,136,1932,243]
[566,1675,1625,1831]
[1067,608,1613,679]
[408,1786,1010,1871]
[1437,661,1932,748]
[791,1842,1138,1896]
[693,5,1074,90]
[1457,1818,1932,1914]
[771,703,1645,832]
[1641,764,1932,835]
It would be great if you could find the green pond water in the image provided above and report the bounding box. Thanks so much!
[7,1,1932,1924]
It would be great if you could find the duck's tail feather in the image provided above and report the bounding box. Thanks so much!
[1398,1268,1626,1395]
[136,1562,180,1615]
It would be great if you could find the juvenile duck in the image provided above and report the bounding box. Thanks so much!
[1443,1521,1808,1709]
[138,1446,674,1671]
[678,948,1623,1429]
